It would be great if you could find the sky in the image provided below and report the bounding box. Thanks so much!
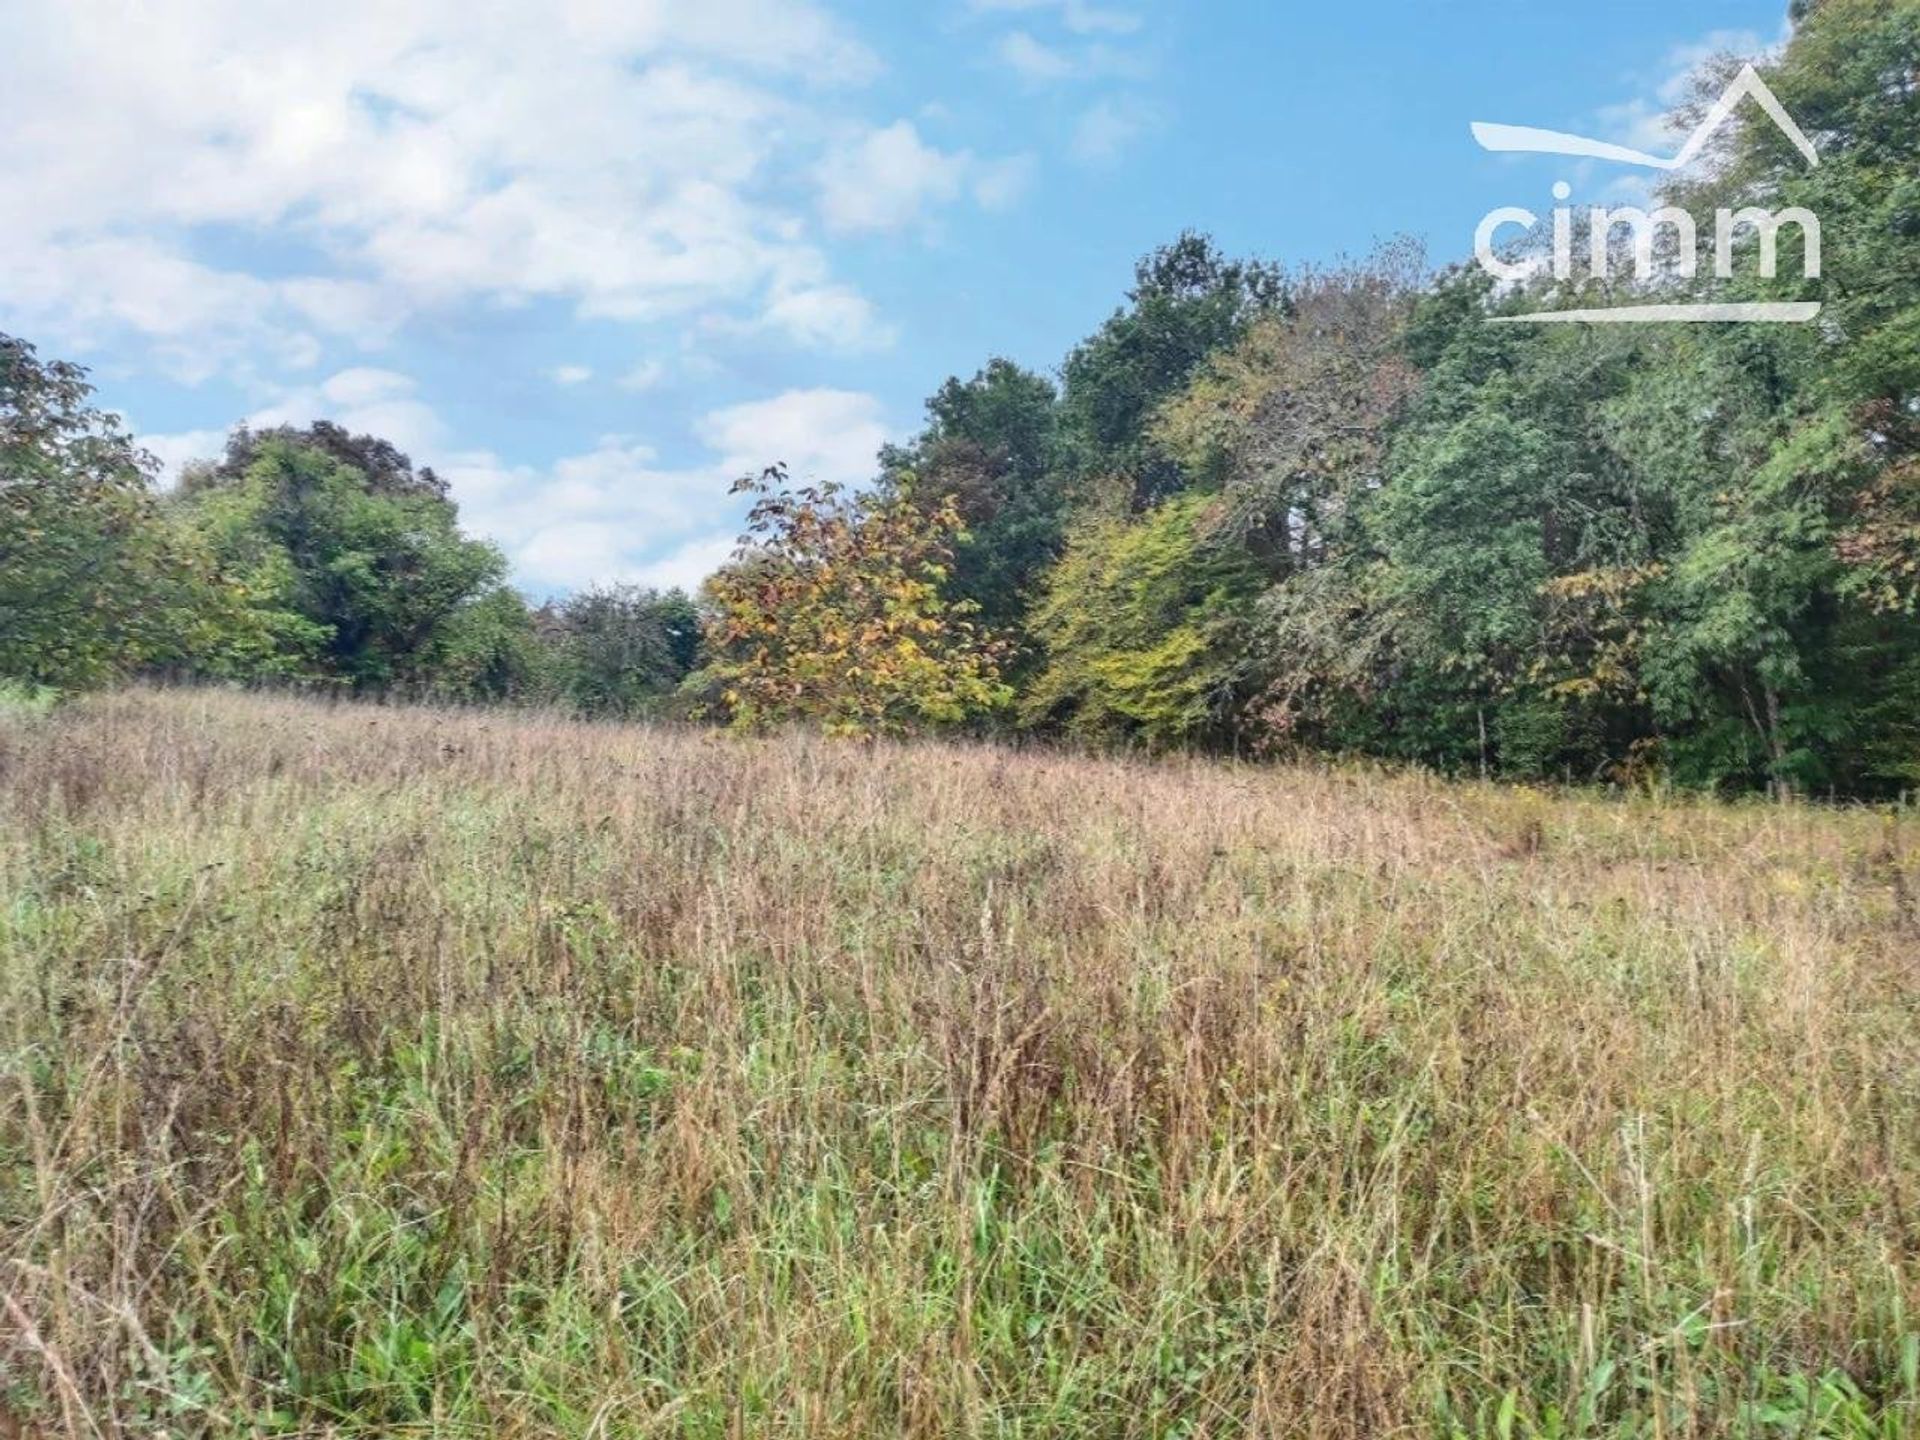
[1,0,1790,597]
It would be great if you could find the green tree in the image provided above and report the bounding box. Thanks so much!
[1344,275,1655,779]
[1602,327,1874,793]
[1021,490,1263,747]
[174,424,516,691]
[1150,246,1424,753]
[429,585,548,703]
[1059,233,1284,503]
[1,334,256,688]
[544,584,701,717]
[881,358,1065,640]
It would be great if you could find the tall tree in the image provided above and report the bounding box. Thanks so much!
[543,584,701,716]
[173,425,515,690]
[1058,232,1284,504]
[0,334,253,687]
[1021,491,1263,747]
[880,358,1064,639]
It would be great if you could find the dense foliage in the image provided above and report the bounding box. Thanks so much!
[699,466,1011,735]
[175,424,518,692]
[3,0,1916,789]
[0,337,257,688]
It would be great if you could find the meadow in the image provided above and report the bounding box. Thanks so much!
[2,688,1917,1437]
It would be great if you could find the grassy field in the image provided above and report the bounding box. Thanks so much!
[2,688,1918,1438]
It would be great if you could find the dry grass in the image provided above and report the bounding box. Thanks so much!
[2,687,1917,1437]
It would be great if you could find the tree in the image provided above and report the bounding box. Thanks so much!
[429,585,548,704]
[544,584,701,716]
[0,334,256,688]
[1336,273,1656,779]
[1601,326,1871,793]
[1147,246,1425,752]
[699,466,1011,737]
[1021,490,1262,747]
[880,358,1065,640]
[1058,233,1285,503]
[172,425,515,690]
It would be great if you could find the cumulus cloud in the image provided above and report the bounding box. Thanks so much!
[635,532,743,592]
[138,427,231,484]
[815,120,1028,234]
[449,395,881,592]
[761,282,898,351]
[320,368,418,408]
[147,376,896,592]
[550,365,595,386]
[697,388,889,487]
[0,0,897,376]
[140,366,445,485]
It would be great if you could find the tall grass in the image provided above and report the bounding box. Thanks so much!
[2,688,1917,1437]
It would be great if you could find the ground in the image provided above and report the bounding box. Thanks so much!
[2,688,1917,1437]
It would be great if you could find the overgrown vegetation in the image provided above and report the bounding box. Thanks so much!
[3,687,1918,1435]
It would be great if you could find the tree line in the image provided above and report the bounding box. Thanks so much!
[0,387,705,719]
[4,0,1915,794]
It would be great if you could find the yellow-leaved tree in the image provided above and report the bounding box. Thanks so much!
[699,465,1012,737]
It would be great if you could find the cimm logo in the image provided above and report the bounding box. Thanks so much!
[1471,65,1822,323]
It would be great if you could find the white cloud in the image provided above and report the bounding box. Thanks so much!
[138,366,431,481]
[635,532,740,591]
[136,368,451,484]
[0,236,339,384]
[814,120,1030,234]
[619,360,669,392]
[321,367,417,407]
[0,0,897,376]
[991,27,1140,85]
[972,0,1153,168]
[816,121,962,232]
[139,427,230,483]
[444,435,750,590]
[550,364,595,386]
[762,282,898,350]
[969,0,1141,37]
[999,31,1076,82]
[698,388,889,487]
[1071,97,1157,165]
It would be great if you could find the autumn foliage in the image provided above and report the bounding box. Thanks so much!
[700,465,1011,736]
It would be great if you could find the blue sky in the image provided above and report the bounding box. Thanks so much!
[2,0,1788,596]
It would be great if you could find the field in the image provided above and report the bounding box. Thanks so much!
[2,688,1918,1438]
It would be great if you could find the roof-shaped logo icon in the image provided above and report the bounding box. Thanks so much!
[1471,64,1817,172]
